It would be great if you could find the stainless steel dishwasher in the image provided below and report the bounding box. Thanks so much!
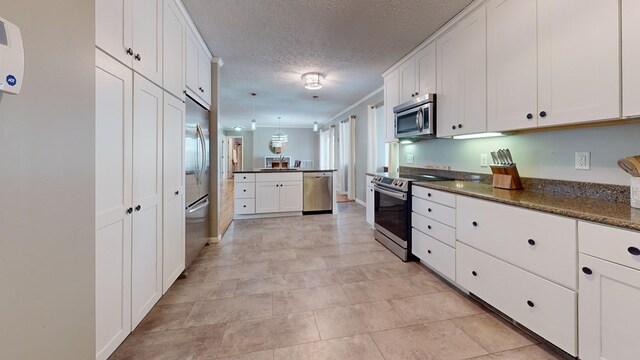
[303,172,333,213]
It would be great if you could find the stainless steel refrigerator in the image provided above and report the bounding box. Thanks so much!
[185,96,210,269]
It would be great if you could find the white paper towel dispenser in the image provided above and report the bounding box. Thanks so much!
[0,16,24,95]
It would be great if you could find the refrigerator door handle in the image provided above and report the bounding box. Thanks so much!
[187,195,209,213]
[196,123,207,184]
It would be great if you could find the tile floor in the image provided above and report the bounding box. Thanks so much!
[109,203,566,360]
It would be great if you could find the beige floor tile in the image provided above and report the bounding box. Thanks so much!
[322,252,383,268]
[217,312,320,357]
[313,301,407,340]
[183,293,272,327]
[400,273,452,293]
[342,277,422,304]
[272,284,350,315]
[235,273,306,296]
[214,349,274,360]
[360,261,424,280]
[204,261,270,282]
[158,279,237,305]
[370,320,488,360]
[132,302,194,334]
[467,344,565,360]
[389,291,485,325]
[451,313,536,353]
[269,257,327,275]
[303,267,369,287]
[110,324,225,360]
[273,334,384,360]
[295,246,342,258]
[371,250,402,263]
[243,249,298,263]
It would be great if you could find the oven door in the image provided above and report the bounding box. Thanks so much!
[394,102,434,138]
[373,185,409,246]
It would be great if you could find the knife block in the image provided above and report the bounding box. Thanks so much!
[490,164,523,190]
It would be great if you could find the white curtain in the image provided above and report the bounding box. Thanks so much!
[338,120,349,194]
[319,127,335,170]
[348,116,356,200]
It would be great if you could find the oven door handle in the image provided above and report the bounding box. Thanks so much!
[373,185,407,201]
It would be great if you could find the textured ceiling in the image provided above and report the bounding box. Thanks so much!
[183,0,473,129]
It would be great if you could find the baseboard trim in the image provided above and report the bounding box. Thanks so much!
[354,198,366,207]
[234,211,302,220]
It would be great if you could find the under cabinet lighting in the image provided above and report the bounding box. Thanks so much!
[400,140,413,144]
[452,132,504,140]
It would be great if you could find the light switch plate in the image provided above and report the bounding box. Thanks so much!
[575,152,590,170]
[480,153,488,167]
[406,154,414,165]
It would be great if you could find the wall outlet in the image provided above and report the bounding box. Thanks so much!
[575,152,590,170]
[480,153,488,167]
[406,154,414,165]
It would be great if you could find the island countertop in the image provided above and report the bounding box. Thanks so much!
[234,169,337,173]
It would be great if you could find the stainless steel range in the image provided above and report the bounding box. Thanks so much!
[371,173,450,261]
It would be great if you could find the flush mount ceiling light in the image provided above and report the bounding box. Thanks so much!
[234,126,242,131]
[250,92,257,131]
[302,72,324,90]
[271,116,288,147]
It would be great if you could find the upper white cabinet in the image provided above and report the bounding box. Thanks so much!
[383,69,399,143]
[163,0,186,100]
[96,0,163,85]
[399,58,417,103]
[623,0,640,118]
[416,42,437,97]
[537,0,620,127]
[186,31,212,108]
[437,7,487,137]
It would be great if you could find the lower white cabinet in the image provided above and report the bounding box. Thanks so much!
[457,242,577,356]
[412,229,456,280]
[366,176,374,227]
[279,181,303,212]
[237,172,303,215]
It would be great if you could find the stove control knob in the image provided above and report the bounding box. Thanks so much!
[398,181,404,187]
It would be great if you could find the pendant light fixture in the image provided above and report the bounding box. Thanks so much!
[313,95,319,132]
[271,116,288,147]
[250,92,257,130]
[302,72,324,90]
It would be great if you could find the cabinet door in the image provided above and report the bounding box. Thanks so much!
[131,74,164,328]
[487,0,538,132]
[436,26,464,137]
[279,181,303,212]
[579,254,640,360]
[255,182,280,213]
[399,58,417,103]
[459,8,487,135]
[416,42,437,96]
[96,0,133,67]
[132,0,163,85]
[185,31,200,95]
[623,0,640,118]
[383,69,399,143]
[95,50,133,360]
[162,94,185,292]
[163,0,186,100]
[366,186,374,227]
[537,0,620,126]
[199,50,212,106]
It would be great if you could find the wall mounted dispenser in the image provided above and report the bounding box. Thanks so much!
[0,16,24,95]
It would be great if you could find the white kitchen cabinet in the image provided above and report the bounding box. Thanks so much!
[131,73,163,328]
[487,0,538,131]
[412,229,456,280]
[96,0,163,85]
[366,175,374,227]
[416,42,437,96]
[95,50,133,360]
[163,0,186,100]
[253,173,303,214]
[162,93,185,293]
[399,58,417,103]
[623,0,640,118]
[186,30,212,108]
[437,7,487,137]
[279,181,303,212]
[255,182,280,214]
[383,69,399,143]
[537,0,620,127]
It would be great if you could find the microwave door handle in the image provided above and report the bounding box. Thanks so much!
[416,107,424,133]
[427,103,434,132]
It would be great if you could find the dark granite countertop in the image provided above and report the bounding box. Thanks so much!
[413,180,640,232]
[234,169,336,174]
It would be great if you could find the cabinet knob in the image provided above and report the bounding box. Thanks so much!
[134,53,141,61]
[126,207,133,214]
[458,123,463,129]
[452,125,457,130]
[427,193,432,197]
[126,48,133,56]
[526,113,533,120]
[411,94,415,98]
[527,239,536,246]
[415,92,419,95]
[582,267,593,275]
[427,225,431,230]
[527,300,535,308]
[175,190,179,195]
[628,247,640,256]
[427,250,432,254]
[427,208,432,212]
[135,205,141,211]
[472,221,478,227]
[243,189,247,192]
[243,205,247,208]
[539,111,547,118]
[472,271,477,277]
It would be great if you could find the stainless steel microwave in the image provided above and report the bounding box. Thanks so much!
[393,94,436,140]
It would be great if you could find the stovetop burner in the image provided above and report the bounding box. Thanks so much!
[370,173,452,192]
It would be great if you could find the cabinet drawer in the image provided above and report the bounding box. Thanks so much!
[256,172,302,182]
[412,197,455,227]
[457,196,576,289]
[412,185,456,207]
[579,221,640,271]
[457,242,577,356]
[234,173,255,183]
[412,212,455,247]
[234,198,255,214]
[412,229,456,280]
[235,182,255,199]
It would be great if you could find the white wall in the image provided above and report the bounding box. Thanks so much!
[0,1,95,358]
[400,122,640,185]
[252,127,319,169]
